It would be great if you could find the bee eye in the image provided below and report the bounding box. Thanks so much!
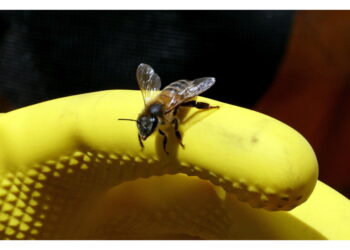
[148,117,157,130]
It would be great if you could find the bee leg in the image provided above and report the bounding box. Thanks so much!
[181,100,219,109]
[172,118,185,148]
[158,129,169,154]
[173,106,179,116]
[138,134,144,148]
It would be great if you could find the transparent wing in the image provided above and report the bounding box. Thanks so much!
[136,63,162,106]
[164,77,216,112]
[179,77,215,99]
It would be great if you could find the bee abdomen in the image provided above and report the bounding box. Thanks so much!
[163,80,190,94]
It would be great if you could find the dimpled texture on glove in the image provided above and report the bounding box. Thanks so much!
[0,90,349,239]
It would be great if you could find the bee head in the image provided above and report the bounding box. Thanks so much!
[137,114,158,140]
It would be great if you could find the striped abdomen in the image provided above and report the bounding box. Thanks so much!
[156,80,192,111]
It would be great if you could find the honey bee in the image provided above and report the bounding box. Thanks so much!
[119,63,219,154]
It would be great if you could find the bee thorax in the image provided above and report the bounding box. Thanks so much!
[149,103,163,116]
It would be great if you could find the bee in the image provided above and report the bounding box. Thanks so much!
[119,63,219,154]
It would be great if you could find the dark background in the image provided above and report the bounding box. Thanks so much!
[0,10,294,110]
[1,11,349,199]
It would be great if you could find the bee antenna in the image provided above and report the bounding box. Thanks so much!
[118,118,140,124]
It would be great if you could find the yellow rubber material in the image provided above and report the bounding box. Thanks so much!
[0,89,346,239]
[91,175,350,239]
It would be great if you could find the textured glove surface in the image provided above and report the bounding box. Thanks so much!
[0,90,348,239]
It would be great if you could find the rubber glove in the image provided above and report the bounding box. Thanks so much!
[0,90,349,239]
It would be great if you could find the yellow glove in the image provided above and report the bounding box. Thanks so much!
[0,90,348,239]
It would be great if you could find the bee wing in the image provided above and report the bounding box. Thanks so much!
[136,63,162,106]
[165,77,216,112]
